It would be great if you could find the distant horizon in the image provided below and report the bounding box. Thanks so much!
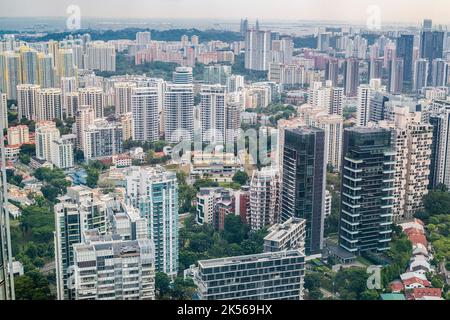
[0,16,439,29]
[1,0,449,26]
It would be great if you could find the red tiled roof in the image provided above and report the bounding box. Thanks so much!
[407,234,428,247]
[389,281,404,293]
[404,227,424,236]
[403,277,431,287]
[407,288,442,300]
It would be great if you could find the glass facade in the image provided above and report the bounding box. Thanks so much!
[339,128,395,254]
[280,127,325,255]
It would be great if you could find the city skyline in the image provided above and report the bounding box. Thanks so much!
[0,0,449,25]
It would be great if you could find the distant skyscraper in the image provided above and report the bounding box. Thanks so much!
[423,19,433,31]
[245,29,272,71]
[57,49,76,79]
[37,53,55,88]
[389,58,404,94]
[3,52,22,100]
[396,34,414,88]
[413,59,429,92]
[125,166,179,276]
[240,18,249,35]
[84,42,116,72]
[420,30,444,84]
[369,91,390,123]
[172,67,193,84]
[339,128,394,255]
[280,127,326,255]
[369,58,384,81]
[431,58,448,87]
[325,59,339,86]
[19,47,38,85]
[344,58,359,97]
[357,85,371,127]
[136,31,152,44]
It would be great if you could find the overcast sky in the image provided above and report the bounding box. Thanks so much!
[0,0,448,24]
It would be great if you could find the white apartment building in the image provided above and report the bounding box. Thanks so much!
[7,125,29,146]
[35,121,60,161]
[114,82,137,115]
[79,87,104,118]
[164,83,194,143]
[16,84,40,120]
[83,119,123,162]
[298,104,344,171]
[35,88,63,121]
[249,167,280,231]
[131,86,160,143]
[357,84,371,127]
[71,234,155,300]
[264,217,306,253]
[125,166,179,276]
[84,41,116,72]
[378,108,433,221]
[50,136,74,169]
[75,105,95,150]
[200,84,226,144]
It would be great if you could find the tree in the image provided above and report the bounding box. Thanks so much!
[155,272,171,299]
[423,189,450,216]
[308,288,324,300]
[334,268,369,300]
[304,273,322,292]
[86,168,100,188]
[222,215,248,244]
[15,270,53,300]
[171,277,197,300]
[232,171,249,186]
[360,290,380,300]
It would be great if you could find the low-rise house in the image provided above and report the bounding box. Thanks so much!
[409,255,434,275]
[406,288,443,300]
[401,272,431,290]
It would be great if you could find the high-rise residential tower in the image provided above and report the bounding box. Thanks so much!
[339,128,395,255]
[280,127,326,256]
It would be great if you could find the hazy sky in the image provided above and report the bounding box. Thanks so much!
[0,0,448,24]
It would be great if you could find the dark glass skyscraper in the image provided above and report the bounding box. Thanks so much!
[420,30,445,84]
[343,58,359,97]
[396,34,414,88]
[280,127,326,256]
[339,128,395,255]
